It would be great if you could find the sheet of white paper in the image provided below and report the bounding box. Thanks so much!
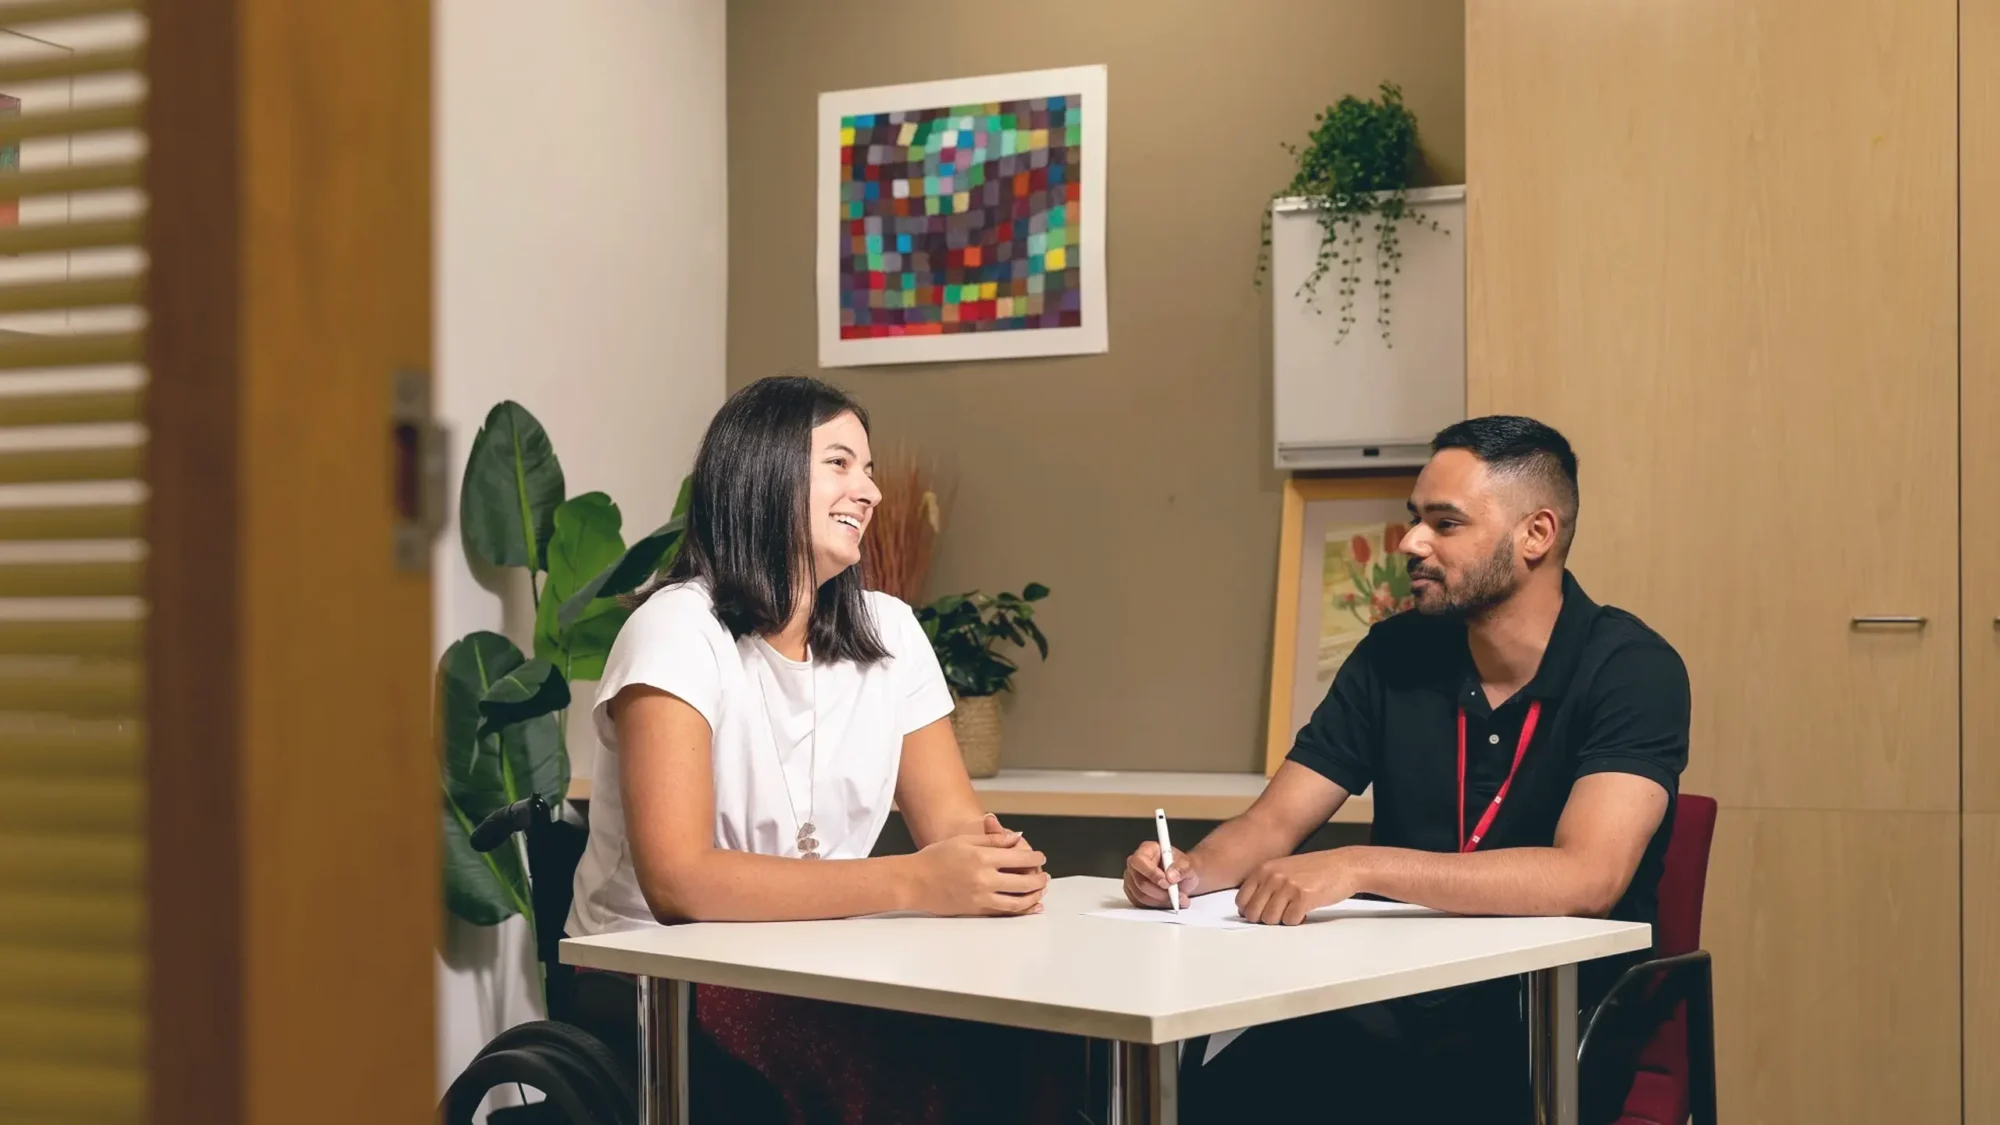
[1204,1028,1246,1065]
[1085,890,1262,930]
[1302,898,1445,920]
[1087,891,1444,930]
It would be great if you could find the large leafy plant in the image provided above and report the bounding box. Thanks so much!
[441,401,691,928]
[1258,81,1443,347]
[915,584,1051,698]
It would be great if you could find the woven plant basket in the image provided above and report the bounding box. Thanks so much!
[951,693,1004,779]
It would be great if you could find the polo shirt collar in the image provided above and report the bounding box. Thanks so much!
[1523,570,1598,700]
[1441,569,1599,707]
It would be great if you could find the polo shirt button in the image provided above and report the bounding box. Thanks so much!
[1488,733,1501,745]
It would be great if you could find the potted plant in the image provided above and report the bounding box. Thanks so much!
[916,584,1050,778]
[1259,81,1444,347]
[440,401,691,968]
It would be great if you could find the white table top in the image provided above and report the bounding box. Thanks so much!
[560,876,1651,1044]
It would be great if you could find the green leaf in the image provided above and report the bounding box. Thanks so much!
[536,591,629,681]
[504,711,570,808]
[535,492,630,671]
[556,606,631,683]
[439,632,527,793]
[1020,617,1049,660]
[1345,559,1371,595]
[442,792,530,926]
[477,658,572,738]
[438,631,570,929]
[1387,564,1412,600]
[439,639,564,810]
[919,585,1054,698]
[670,473,694,520]
[460,402,566,572]
[545,493,628,601]
[555,481,694,630]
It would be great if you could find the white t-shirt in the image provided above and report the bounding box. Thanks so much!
[566,580,955,936]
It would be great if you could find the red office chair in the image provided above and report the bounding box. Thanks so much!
[1580,793,1719,1125]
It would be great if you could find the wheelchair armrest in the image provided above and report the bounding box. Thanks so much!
[1579,950,1716,1125]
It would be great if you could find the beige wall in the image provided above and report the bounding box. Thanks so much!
[728,0,1465,772]
[435,0,728,1106]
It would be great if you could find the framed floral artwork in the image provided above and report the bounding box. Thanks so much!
[1264,474,1418,774]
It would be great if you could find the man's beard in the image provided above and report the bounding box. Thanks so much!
[1411,535,1519,620]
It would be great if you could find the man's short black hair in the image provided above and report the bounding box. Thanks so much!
[1431,415,1581,557]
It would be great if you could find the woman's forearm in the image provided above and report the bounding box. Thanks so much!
[644,849,921,922]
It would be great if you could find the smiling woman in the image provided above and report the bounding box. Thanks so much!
[628,375,892,665]
[570,374,1084,1122]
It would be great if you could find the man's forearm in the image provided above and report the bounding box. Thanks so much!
[1346,845,1629,918]
[1189,815,1300,893]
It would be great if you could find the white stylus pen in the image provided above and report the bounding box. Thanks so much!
[1154,808,1180,913]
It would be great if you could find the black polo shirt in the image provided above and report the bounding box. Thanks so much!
[1289,571,1689,962]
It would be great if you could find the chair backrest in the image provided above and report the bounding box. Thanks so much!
[1609,792,1718,1125]
[1655,793,1718,955]
[527,814,592,1021]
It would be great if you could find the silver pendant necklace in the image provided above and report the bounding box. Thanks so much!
[765,642,820,859]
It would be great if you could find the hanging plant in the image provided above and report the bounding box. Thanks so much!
[1258,81,1444,347]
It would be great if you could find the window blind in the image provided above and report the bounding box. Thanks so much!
[0,1,148,1122]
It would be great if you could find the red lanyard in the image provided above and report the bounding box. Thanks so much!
[1456,700,1542,852]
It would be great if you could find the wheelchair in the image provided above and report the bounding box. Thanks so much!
[438,795,638,1125]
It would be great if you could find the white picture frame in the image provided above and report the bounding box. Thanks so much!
[816,65,1109,368]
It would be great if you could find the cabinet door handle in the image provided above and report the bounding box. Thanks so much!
[1850,616,1927,629]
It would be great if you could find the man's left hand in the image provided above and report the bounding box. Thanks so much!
[1235,849,1369,925]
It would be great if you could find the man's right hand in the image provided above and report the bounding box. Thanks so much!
[1122,840,1199,909]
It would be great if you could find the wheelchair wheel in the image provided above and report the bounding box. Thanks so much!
[440,1019,636,1125]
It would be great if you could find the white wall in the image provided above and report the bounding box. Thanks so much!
[433,0,727,1106]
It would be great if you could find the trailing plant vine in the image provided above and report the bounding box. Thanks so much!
[1258,82,1444,347]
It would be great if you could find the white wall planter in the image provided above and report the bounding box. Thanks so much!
[1269,185,1465,470]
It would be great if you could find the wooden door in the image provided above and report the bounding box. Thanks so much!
[1467,0,1961,1120]
[148,0,437,1122]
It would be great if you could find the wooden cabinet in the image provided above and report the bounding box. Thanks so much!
[1964,2,2000,1119]
[1468,0,1975,1118]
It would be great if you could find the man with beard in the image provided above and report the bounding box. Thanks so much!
[1124,416,1689,1124]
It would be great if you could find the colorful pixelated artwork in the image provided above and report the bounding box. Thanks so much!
[818,66,1107,367]
[0,94,19,228]
[836,96,1081,339]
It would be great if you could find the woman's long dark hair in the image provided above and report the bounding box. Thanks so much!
[636,375,891,665]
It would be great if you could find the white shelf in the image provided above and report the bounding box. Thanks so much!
[970,768,1373,823]
[570,768,1375,825]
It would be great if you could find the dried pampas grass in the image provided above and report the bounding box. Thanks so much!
[862,449,949,605]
